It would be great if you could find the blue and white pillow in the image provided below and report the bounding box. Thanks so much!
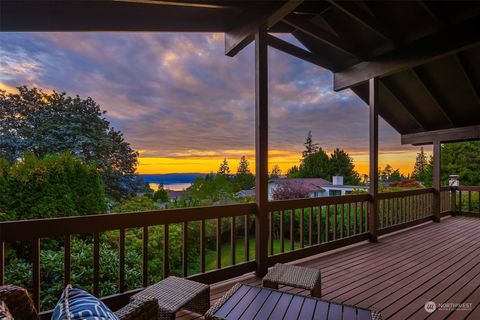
[52,285,119,320]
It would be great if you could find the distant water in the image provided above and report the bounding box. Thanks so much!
[141,173,205,191]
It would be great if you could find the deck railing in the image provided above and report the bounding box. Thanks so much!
[2,186,477,317]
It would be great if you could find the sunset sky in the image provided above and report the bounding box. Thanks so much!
[0,32,430,175]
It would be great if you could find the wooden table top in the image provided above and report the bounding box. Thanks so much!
[206,283,380,320]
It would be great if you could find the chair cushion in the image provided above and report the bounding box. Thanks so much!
[0,285,38,320]
[51,285,119,320]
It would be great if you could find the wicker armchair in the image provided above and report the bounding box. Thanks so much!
[0,285,158,320]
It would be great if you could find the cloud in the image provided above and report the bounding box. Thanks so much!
[0,32,421,173]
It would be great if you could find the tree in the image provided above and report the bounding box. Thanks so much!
[296,148,331,179]
[152,185,169,203]
[186,174,234,204]
[302,131,319,158]
[287,165,299,177]
[0,87,139,201]
[217,158,231,176]
[272,180,310,200]
[237,156,251,174]
[329,148,361,185]
[441,141,480,185]
[380,164,394,181]
[411,147,431,184]
[270,164,282,179]
[0,152,107,220]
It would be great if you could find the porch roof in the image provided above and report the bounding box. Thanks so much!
[1,0,479,142]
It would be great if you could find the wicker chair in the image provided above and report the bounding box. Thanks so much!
[0,285,158,320]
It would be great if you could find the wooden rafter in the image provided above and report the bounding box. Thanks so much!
[282,13,364,59]
[401,125,480,145]
[327,0,398,45]
[266,34,330,69]
[453,53,480,105]
[410,68,456,127]
[333,16,480,91]
[380,81,426,130]
[225,0,303,57]
[415,0,445,27]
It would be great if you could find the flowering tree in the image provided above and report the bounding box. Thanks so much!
[272,180,310,200]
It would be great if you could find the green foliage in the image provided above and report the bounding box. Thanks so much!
[116,195,158,212]
[441,141,480,185]
[232,156,255,191]
[302,130,319,158]
[236,156,251,174]
[0,153,106,220]
[411,147,432,185]
[270,164,282,179]
[291,147,331,179]
[329,148,360,185]
[183,174,235,206]
[0,87,139,201]
[217,158,231,176]
[152,185,169,203]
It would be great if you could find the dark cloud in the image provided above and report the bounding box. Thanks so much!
[0,32,418,161]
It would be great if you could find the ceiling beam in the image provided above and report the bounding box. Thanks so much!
[282,13,364,59]
[410,68,456,127]
[327,0,398,45]
[401,125,480,145]
[453,53,480,105]
[380,80,426,131]
[266,34,329,69]
[225,0,303,57]
[333,16,480,91]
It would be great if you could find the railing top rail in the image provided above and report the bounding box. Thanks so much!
[267,194,370,212]
[0,203,257,241]
[377,188,434,200]
[459,186,480,191]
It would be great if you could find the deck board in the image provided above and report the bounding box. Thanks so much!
[176,217,480,320]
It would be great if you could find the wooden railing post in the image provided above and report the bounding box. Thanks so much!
[368,78,379,242]
[432,140,441,222]
[451,187,457,215]
[254,24,269,277]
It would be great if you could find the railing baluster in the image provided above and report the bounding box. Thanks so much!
[163,224,169,277]
[340,204,344,238]
[216,218,221,269]
[354,202,358,235]
[231,217,236,265]
[269,212,273,255]
[290,210,294,251]
[183,222,188,277]
[0,240,4,286]
[64,235,71,287]
[309,208,313,246]
[119,229,125,293]
[312,206,323,244]
[200,220,205,272]
[32,238,40,311]
[299,208,304,249]
[468,191,472,212]
[93,232,100,296]
[359,203,363,233]
[347,203,351,237]
[333,205,337,240]
[142,227,148,286]
[325,205,330,242]
[244,215,249,262]
[280,210,284,253]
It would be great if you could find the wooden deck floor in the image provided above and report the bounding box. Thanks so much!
[176,216,480,320]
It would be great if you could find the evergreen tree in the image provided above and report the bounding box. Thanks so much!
[237,156,251,174]
[297,147,331,179]
[302,131,319,158]
[441,141,480,185]
[411,147,431,183]
[217,158,231,176]
[270,164,282,179]
[329,148,360,185]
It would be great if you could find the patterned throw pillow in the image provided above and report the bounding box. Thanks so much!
[51,285,119,320]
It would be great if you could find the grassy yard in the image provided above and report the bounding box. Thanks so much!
[204,238,302,271]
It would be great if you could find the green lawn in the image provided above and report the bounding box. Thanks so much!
[204,238,302,271]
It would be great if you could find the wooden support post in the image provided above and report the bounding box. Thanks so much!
[254,24,269,277]
[432,140,441,222]
[369,78,379,243]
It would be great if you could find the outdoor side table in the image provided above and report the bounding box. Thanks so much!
[132,276,210,320]
[262,263,322,298]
